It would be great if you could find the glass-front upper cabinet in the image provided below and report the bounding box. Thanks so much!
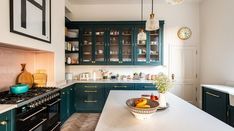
[135,26,149,64]
[149,30,159,63]
[108,27,120,64]
[81,28,93,64]
[121,27,133,64]
[94,27,106,64]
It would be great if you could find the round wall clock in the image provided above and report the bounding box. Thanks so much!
[177,27,192,40]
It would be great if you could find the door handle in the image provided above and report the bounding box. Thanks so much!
[84,100,97,103]
[84,90,97,93]
[29,119,47,131]
[171,74,175,80]
[114,86,127,88]
[19,107,47,122]
[47,99,61,107]
[205,92,220,98]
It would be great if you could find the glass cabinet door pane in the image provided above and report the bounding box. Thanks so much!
[95,28,105,62]
[109,28,120,62]
[136,28,147,62]
[122,27,132,62]
[149,30,159,62]
[82,28,93,63]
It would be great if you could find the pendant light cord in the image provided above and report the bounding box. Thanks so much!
[151,0,154,14]
[141,0,143,21]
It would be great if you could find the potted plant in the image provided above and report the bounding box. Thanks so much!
[154,73,172,108]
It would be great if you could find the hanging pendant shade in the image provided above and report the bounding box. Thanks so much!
[146,0,159,31]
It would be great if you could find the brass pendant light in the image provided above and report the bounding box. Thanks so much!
[145,0,159,31]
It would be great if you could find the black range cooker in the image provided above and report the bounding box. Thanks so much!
[0,87,61,131]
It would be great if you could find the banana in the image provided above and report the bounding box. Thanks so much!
[135,98,147,107]
[136,104,151,108]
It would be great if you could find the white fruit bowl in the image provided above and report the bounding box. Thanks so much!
[126,98,159,120]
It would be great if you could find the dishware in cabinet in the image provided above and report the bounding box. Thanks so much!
[81,28,93,64]
[121,27,134,64]
[135,26,149,64]
[94,27,106,65]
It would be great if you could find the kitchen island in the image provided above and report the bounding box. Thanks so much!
[95,90,233,131]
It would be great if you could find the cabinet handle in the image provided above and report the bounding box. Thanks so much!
[227,110,229,117]
[144,86,154,88]
[84,90,97,93]
[0,121,7,126]
[114,86,127,88]
[94,61,96,63]
[84,86,97,88]
[205,92,220,98]
[84,100,97,103]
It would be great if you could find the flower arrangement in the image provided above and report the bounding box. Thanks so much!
[99,69,109,79]
[154,73,172,93]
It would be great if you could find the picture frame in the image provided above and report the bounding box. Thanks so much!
[10,0,51,43]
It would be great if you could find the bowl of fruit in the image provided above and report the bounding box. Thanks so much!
[126,98,159,120]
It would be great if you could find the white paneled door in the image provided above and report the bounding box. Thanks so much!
[169,45,198,105]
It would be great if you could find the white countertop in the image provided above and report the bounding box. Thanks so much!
[74,79,154,83]
[57,79,154,89]
[95,90,233,131]
[201,84,234,95]
[0,104,17,114]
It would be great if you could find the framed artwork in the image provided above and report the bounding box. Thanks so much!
[10,0,51,43]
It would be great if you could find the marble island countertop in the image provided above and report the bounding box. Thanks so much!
[95,90,234,131]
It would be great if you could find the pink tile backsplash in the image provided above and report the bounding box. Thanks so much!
[0,46,54,91]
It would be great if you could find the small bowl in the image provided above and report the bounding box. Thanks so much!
[126,98,159,120]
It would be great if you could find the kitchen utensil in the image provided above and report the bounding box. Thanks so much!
[33,70,47,87]
[10,84,29,95]
[16,64,33,88]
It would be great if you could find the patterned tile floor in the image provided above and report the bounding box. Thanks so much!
[61,113,100,131]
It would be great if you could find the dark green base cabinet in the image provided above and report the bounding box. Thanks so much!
[60,85,75,124]
[74,83,156,113]
[229,106,234,127]
[202,87,229,123]
[0,110,15,131]
[74,84,105,113]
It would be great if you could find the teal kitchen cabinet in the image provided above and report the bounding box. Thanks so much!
[202,87,229,123]
[74,84,105,112]
[228,105,234,127]
[104,83,135,100]
[107,26,134,65]
[134,21,164,65]
[66,21,164,66]
[80,26,107,65]
[0,110,15,131]
[135,83,156,90]
[60,85,75,123]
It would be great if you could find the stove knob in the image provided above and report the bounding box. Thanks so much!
[38,100,41,105]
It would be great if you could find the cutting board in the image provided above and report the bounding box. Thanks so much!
[16,64,33,88]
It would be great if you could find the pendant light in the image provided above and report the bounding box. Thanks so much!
[146,0,159,31]
[138,0,147,41]
[166,0,184,5]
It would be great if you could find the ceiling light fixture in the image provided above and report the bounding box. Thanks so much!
[146,0,159,31]
[138,0,147,41]
[166,0,184,5]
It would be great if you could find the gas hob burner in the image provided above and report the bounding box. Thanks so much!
[0,86,58,104]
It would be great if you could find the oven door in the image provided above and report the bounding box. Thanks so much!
[44,97,61,130]
[16,106,47,131]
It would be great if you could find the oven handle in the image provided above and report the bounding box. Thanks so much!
[19,107,47,122]
[50,122,61,131]
[47,99,61,107]
[29,118,47,131]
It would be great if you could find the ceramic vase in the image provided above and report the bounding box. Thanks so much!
[159,93,167,108]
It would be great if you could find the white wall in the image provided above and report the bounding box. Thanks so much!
[0,0,65,82]
[66,2,200,78]
[200,0,234,84]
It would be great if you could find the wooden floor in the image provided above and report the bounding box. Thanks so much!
[61,113,100,131]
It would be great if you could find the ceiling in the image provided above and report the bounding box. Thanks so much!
[68,0,202,5]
